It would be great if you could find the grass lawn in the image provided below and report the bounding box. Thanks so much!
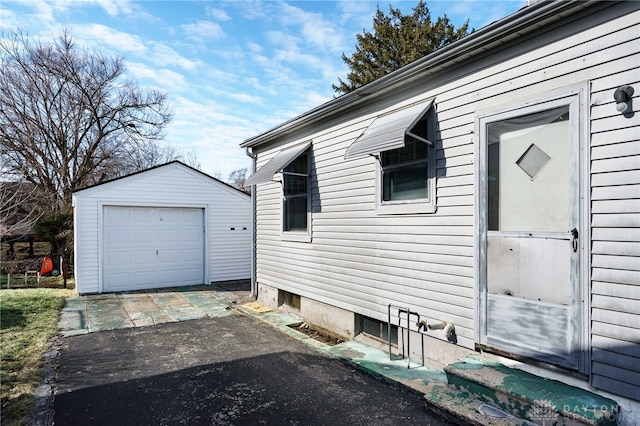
[0,288,73,426]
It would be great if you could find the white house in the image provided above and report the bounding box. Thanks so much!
[73,161,251,294]
[241,1,639,423]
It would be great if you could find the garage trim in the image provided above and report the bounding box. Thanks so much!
[98,201,210,293]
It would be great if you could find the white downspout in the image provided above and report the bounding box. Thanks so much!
[245,147,258,299]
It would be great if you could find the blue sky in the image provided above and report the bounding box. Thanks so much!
[1,0,526,181]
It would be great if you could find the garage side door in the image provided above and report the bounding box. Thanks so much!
[103,206,205,292]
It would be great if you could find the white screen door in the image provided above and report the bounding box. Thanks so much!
[479,94,583,371]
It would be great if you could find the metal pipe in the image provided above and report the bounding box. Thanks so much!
[245,147,258,299]
[387,304,392,361]
[388,304,423,368]
[427,321,457,343]
[406,307,410,369]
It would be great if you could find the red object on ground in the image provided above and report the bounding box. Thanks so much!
[41,257,54,275]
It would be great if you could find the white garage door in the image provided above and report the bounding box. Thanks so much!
[103,206,205,292]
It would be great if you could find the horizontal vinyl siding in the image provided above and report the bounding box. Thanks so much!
[74,164,251,293]
[255,131,476,348]
[74,205,100,293]
[589,9,640,400]
[209,195,252,282]
[253,6,639,359]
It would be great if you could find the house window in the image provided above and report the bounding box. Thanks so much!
[381,137,429,202]
[283,153,308,232]
[361,316,398,345]
[344,99,437,214]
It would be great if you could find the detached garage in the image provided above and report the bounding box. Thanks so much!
[73,161,251,294]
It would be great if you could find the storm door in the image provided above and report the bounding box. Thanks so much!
[478,95,583,370]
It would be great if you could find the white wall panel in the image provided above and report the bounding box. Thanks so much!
[249,3,639,400]
[73,163,251,293]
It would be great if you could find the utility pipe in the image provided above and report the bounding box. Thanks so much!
[245,147,258,299]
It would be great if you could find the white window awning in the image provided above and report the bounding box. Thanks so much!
[245,141,311,186]
[344,99,434,159]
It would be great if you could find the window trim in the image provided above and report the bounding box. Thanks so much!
[375,104,437,215]
[280,149,312,242]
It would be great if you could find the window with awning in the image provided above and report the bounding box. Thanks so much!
[345,99,437,213]
[344,99,434,160]
[245,141,311,186]
[245,141,311,237]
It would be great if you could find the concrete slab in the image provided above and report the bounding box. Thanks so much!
[58,297,88,336]
[118,293,173,327]
[86,294,133,332]
[148,291,207,322]
[175,287,230,317]
[58,283,253,336]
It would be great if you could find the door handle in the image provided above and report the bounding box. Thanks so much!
[570,228,578,252]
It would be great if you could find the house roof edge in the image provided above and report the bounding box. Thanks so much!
[240,0,607,149]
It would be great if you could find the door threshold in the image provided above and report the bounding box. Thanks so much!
[475,344,587,381]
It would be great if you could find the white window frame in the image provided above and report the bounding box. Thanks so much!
[375,111,437,215]
[281,150,312,242]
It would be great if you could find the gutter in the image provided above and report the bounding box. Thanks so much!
[240,0,599,149]
[245,147,258,299]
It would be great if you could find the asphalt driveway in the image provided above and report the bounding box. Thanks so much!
[51,312,451,425]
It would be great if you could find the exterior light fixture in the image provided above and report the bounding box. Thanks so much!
[613,85,634,113]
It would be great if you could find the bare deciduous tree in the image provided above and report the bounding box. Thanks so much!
[0,30,174,214]
[0,179,42,258]
[180,149,202,171]
[228,168,250,194]
[0,180,41,234]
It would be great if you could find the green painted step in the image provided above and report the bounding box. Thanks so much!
[445,359,618,426]
[423,381,536,426]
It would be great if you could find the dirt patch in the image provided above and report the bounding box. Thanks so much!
[289,322,344,346]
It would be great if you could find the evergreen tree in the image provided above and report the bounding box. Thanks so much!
[333,1,471,95]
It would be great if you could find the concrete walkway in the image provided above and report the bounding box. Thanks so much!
[58,281,253,336]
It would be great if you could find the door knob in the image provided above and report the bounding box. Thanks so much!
[570,228,578,252]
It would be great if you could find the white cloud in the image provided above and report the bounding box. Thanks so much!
[199,66,243,88]
[234,0,267,20]
[92,0,134,16]
[243,76,269,93]
[72,23,146,54]
[300,19,344,53]
[227,92,263,104]
[336,0,375,28]
[182,20,224,41]
[147,42,199,71]
[24,0,136,17]
[0,0,57,29]
[164,96,258,177]
[127,62,187,92]
[246,41,262,54]
[0,7,19,31]
[206,6,230,22]
[277,2,346,53]
[265,30,299,51]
